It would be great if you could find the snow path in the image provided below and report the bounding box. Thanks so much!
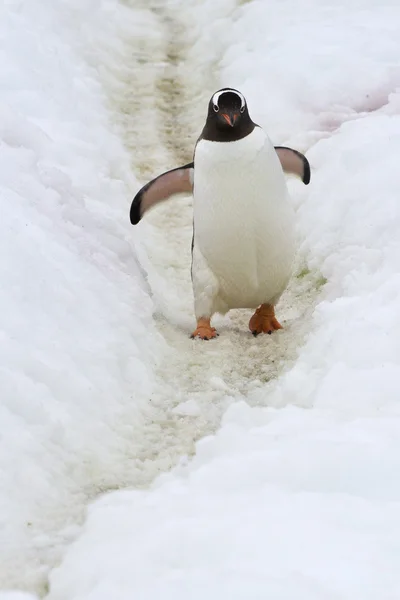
[1,2,323,597]
[116,2,321,467]
[34,1,400,598]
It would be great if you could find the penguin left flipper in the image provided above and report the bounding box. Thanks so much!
[275,147,311,185]
[130,162,194,224]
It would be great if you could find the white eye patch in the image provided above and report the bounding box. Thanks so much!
[212,89,246,111]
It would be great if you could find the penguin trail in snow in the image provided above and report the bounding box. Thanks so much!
[130,88,310,339]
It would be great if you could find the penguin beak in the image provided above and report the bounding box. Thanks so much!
[220,111,239,127]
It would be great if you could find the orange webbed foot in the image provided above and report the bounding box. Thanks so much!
[249,304,283,336]
[190,318,218,340]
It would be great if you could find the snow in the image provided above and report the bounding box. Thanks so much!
[47,407,400,599]
[182,0,400,146]
[0,595,37,600]
[0,0,165,594]
[3,0,400,598]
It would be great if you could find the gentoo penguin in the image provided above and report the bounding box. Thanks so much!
[130,88,310,339]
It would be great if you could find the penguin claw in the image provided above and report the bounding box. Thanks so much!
[249,304,282,336]
[190,332,218,340]
[190,322,218,340]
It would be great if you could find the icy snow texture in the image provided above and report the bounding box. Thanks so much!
[0,0,163,593]
[0,595,37,600]
[47,1,400,599]
[182,0,400,146]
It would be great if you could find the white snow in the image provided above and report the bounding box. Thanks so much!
[0,0,165,594]
[0,595,37,600]
[3,0,400,598]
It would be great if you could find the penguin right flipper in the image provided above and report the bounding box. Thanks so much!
[130,163,194,225]
[275,147,311,185]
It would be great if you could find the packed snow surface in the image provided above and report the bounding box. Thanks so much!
[2,0,400,598]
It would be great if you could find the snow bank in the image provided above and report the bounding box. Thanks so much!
[47,1,400,598]
[48,404,400,600]
[181,0,400,146]
[0,0,162,592]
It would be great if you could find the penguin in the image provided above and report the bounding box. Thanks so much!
[130,88,310,339]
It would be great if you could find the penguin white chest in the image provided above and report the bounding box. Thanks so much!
[192,127,296,311]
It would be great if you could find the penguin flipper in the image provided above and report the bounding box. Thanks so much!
[130,162,194,224]
[275,147,311,185]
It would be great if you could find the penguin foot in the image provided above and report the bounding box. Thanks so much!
[249,304,282,336]
[190,318,218,340]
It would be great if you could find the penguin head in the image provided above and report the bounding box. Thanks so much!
[208,88,250,130]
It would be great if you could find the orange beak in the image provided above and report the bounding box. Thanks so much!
[221,112,238,127]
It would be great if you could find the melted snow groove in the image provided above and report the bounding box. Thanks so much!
[153,11,192,164]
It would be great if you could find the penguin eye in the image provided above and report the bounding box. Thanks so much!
[213,104,219,113]
[240,105,245,113]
